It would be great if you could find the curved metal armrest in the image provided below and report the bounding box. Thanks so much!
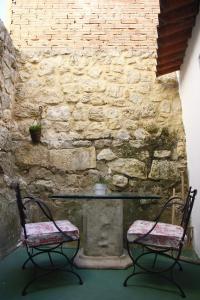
[23,196,74,241]
[154,196,183,223]
[134,196,183,244]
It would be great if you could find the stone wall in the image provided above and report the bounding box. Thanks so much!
[8,0,188,241]
[0,20,18,259]
[13,48,187,232]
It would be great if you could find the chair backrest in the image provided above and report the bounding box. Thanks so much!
[14,182,65,239]
[180,187,197,243]
[15,183,27,238]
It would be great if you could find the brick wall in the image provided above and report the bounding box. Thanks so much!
[10,0,159,50]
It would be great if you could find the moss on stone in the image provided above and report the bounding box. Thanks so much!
[147,127,177,150]
[115,141,137,158]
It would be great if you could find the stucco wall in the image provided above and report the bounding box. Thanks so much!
[0,19,18,259]
[178,9,200,256]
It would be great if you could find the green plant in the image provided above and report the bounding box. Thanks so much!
[29,124,42,133]
[29,123,42,144]
[96,174,111,186]
[97,176,107,185]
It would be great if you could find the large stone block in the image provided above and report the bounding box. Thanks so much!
[88,107,104,122]
[79,79,105,93]
[2,61,11,79]
[104,107,120,119]
[149,160,179,180]
[115,130,130,141]
[73,108,88,121]
[38,88,63,104]
[126,70,140,84]
[112,174,128,187]
[49,147,96,171]
[14,103,41,118]
[1,92,11,110]
[97,149,116,161]
[38,57,61,76]
[108,158,146,179]
[0,152,15,176]
[0,126,10,150]
[46,105,70,121]
[106,85,124,98]
[122,103,156,120]
[154,150,171,158]
[88,65,102,79]
[15,144,49,167]
[133,128,150,140]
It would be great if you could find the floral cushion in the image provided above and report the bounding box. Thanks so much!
[21,220,79,247]
[127,220,185,249]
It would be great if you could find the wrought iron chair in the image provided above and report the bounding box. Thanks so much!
[123,187,197,298]
[14,183,83,296]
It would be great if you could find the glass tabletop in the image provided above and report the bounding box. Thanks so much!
[49,193,161,200]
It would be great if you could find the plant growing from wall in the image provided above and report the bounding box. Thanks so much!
[29,124,42,144]
[29,106,43,144]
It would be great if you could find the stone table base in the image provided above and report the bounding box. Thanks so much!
[74,248,132,269]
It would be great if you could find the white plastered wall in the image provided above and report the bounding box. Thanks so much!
[5,0,12,31]
[178,9,200,256]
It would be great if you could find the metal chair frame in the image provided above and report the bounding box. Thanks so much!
[123,187,197,298]
[15,183,83,296]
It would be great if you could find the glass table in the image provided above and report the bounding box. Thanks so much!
[50,193,160,269]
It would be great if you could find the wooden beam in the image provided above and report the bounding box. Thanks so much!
[157,51,185,65]
[157,29,192,48]
[156,0,200,76]
[157,17,195,38]
[156,65,180,77]
[157,61,181,71]
[157,41,188,57]
[158,3,199,24]
[160,0,198,13]
[157,59,183,70]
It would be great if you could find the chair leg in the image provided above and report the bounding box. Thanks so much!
[23,243,75,270]
[22,267,83,296]
[48,252,54,266]
[22,270,52,296]
[126,239,134,264]
[22,247,34,269]
[123,241,136,286]
[123,272,135,287]
[22,257,31,270]
[175,260,183,271]
[123,241,186,297]
[163,270,186,298]
[21,242,83,295]
[152,253,158,268]
[124,270,186,298]
[70,238,80,264]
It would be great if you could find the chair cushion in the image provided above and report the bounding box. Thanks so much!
[127,220,184,249]
[21,220,79,247]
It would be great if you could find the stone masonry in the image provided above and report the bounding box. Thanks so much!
[0,0,188,258]
[0,20,18,259]
[13,48,187,214]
